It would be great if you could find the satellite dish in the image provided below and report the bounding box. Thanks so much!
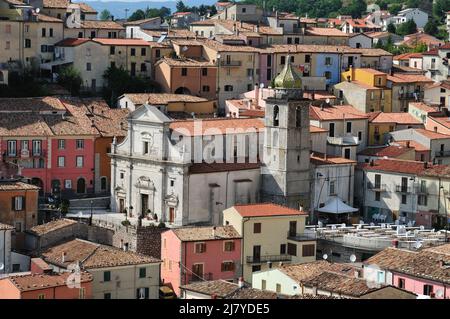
[325,98,330,104]
[182,46,188,52]
[350,254,356,263]
[322,254,328,260]
[259,83,265,88]
[36,8,40,13]
[0,263,4,270]
[436,289,444,298]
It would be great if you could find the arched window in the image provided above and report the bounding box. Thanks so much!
[273,105,279,127]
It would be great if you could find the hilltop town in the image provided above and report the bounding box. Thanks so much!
[0,0,449,301]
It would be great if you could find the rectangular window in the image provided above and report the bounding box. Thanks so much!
[302,244,315,257]
[49,28,53,37]
[131,48,136,56]
[202,68,208,76]
[281,56,286,65]
[398,278,405,289]
[139,267,146,278]
[38,294,45,299]
[194,242,206,253]
[7,140,16,156]
[305,55,311,63]
[76,156,84,168]
[221,261,235,272]
[325,57,332,65]
[104,293,111,299]
[276,283,281,293]
[58,139,65,149]
[253,223,261,234]
[79,287,85,299]
[346,122,352,133]
[375,191,381,201]
[224,241,235,252]
[280,244,286,254]
[41,28,46,37]
[143,141,149,155]
[58,156,65,167]
[76,139,84,149]
[86,63,91,71]
[155,49,161,58]
[423,284,433,296]
[110,46,115,55]
[287,243,297,256]
[328,123,335,137]
[103,271,111,282]
[401,194,407,205]
[13,196,24,211]
[358,131,362,141]
[329,181,336,195]
[141,48,146,56]
[5,41,10,50]
[32,140,41,155]
[344,148,351,159]
[25,39,31,48]
[181,68,187,76]
[261,280,266,290]
[21,140,29,151]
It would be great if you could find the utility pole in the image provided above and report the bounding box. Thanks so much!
[125,8,129,20]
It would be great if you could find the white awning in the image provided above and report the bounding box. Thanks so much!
[317,197,359,214]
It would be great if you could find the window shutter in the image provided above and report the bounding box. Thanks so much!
[22,196,26,211]
[12,197,15,210]
[202,243,206,253]
[145,288,149,299]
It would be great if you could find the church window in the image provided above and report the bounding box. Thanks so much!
[273,105,279,127]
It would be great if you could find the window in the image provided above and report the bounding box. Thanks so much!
[276,284,281,293]
[302,244,315,257]
[273,105,279,127]
[25,39,31,48]
[346,121,352,133]
[195,242,206,253]
[5,41,10,50]
[58,139,65,149]
[325,57,332,65]
[5,24,11,33]
[401,194,407,205]
[131,48,136,56]
[103,271,111,282]
[305,55,311,63]
[12,264,20,272]
[76,139,84,149]
[202,85,210,92]
[224,85,233,92]
[21,140,29,151]
[137,288,149,299]
[253,223,261,233]
[169,179,175,187]
[418,194,427,206]
[423,284,433,296]
[139,267,146,278]
[221,261,235,272]
[329,181,336,195]
[86,63,92,71]
[13,196,25,211]
[377,271,384,283]
[329,123,335,137]
[141,48,146,56]
[398,278,405,289]
[287,243,297,256]
[281,56,286,65]
[7,140,16,156]
[252,265,261,272]
[58,156,65,167]
[79,287,85,299]
[41,45,48,53]
[202,68,208,76]
[76,156,84,168]
[370,91,375,100]
[375,191,381,201]
[110,46,115,55]
[344,148,351,159]
[104,293,111,299]
[49,28,53,37]
[90,31,95,38]
[224,241,235,252]
[32,140,41,155]
[155,49,161,58]
[181,68,187,76]
[324,71,332,79]
[261,280,266,290]
[41,28,46,37]
[38,294,45,299]
[358,131,362,141]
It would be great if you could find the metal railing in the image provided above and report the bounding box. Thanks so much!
[287,231,317,241]
[435,150,450,157]
[395,185,413,193]
[246,254,292,264]
[398,92,423,100]
[367,182,387,192]
[220,60,242,67]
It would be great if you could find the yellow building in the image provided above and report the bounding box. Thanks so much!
[223,203,317,284]
[335,68,392,113]
[368,112,423,145]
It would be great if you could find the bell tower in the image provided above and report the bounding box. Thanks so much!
[261,56,311,209]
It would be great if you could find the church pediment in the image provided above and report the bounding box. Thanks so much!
[164,193,179,206]
[135,176,155,190]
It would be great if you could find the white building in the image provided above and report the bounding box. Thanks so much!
[422,44,450,82]
[392,8,428,29]
[349,33,373,49]
[424,81,450,107]
[124,17,164,39]
[0,224,13,274]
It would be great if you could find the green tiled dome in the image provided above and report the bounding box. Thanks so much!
[273,56,303,89]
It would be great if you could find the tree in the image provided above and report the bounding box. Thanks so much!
[433,0,450,22]
[176,0,187,12]
[424,20,439,35]
[387,22,396,34]
[339,0,366,18]
[128,9,145,21]
[99,9,111,21]
[57,66,82,96]
[388,3,402,15]
[406,0,420,8]
[396,19,417,36]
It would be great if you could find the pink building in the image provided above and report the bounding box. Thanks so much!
[161,225,242,296]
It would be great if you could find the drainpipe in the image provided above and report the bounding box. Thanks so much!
[241,217,250,280]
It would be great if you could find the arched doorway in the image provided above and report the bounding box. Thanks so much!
[77,178,86,194]
[31,177,44,196]
[174,87,191,95]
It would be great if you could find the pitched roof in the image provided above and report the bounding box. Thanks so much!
[0,181,40,191]
[357,145,413,157]
[0,96,66,112]
[414,128,450,140]
[310,152,356,165]
[231,203,307,218]
[368,112,421,125]
[55,38,91,47]
[0,223,14,231]
[80,21,124,30]
[42,0,69,8]
[123,93,207,106]
[360,158,431,175]
[364,247,417,270]
[393,52,423,61]
[428,115,450,129]
[279,261,358,283]
[188,162,262,174]
[123,17,161,26]
[28,219,77,236]
[78,2,97,13]
[169,118,264,136]
[4,272,93,292]
[309,104,368,121]
[387,73,433,84]
[171,225,241,242]
[93,38,148,46]
[158,57,215,67]
[305,27,348,37]
[395,140,429,152]
[409,102,440,113]
[226,287,281,299]
[181,280,240,298]
[42,239,160,269]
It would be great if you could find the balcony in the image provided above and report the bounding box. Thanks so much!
[187,272,213,284]
[327,135,359,146]
[220,60,242,67]
[246,254,292,264]
[395,185,413,193]
[435,150,450,157]
[398,92,423,101]
[367,182,387,192]
[287,231,317,241]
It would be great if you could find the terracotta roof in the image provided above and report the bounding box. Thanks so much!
[171,225,240,241]
[232,203,307,218]
[422,48,439,56]
[309,125,328,133]
[305,27,348,37]
[368,112,421,125]
[0,181,40,191]
[360,68,385,75]
[402,33,444,48]
[169,118,264,136]
[5,272,93,292]
[81,21,124,30]
[189,162,261,174]
[42,239,160,269]
[78,2,97,13]
[428,116,450,129]
[360,158,432,175]
[42,0,69,8]
[424,243,450,255]
[387,74,432,84]
[181,280,240,298]
[310,152,356,165]
[0,223,14,231]
[36,13,62,22]
[123,17,161,26]
[0,96,66,112]
[421,165,450,178]
[364,247,417,270]
[55,38,91,47]
[123,93,207,106]
[395,140,429,152]
[414,128,450,140]
[227,287,281,299]
[28,219,77,236]
[93,38,147,46]
[393,52,423,61]
[358,145,413,157]
[279,261,358,283]
[3,0,25,5]
[158,57,215,67]
[142,29,197,39]
[203,39,261,53]
[310,104,368,121]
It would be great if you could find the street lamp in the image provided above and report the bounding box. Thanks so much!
[89,200,94,226]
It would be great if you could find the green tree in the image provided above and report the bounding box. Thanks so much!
[433,0,450,22]
[128,9,145,21]
[396,19,417,36]
[388,3,402,15]
[387,22,396,34]
[424,20,439,35]
[99,9,111,21]
[57,66,82,96]
[176,0,187,12]
[339,0,367,18]
[406,0,420,8]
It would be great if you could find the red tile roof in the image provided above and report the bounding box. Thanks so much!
[414,128,450,140]
[171,225,241,241]
[368,112,421,125]
[310,152,356,165]
[310,125,328,133]
[232,203,307,217]
[358,145,413,158]
[395,140,429,152]
[360,158,432,175]
[169,118,264,136]
[5,272,93,292]
[93,38,149,46]
[55,38,91,47]
[310,104,368,121]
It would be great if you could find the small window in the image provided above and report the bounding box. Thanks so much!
[202,68,208,76]
[181,68,187,76]
[86,63,91,71]
[261,280,266,290]
[302,244,315,257]
[195,242,206,253]
[280,244,286,255]
[252,265,261,272]
[104,293,111,299]
[253,223,261,234]
[38,294,45,299]
[402,194,407,205]
[141,48,146,56]
[110,46,115,55]
[224,241,235,252]
[131,48,136,56]
[139,267,146,278]
[170,179,175,187]
[58,139,65,149]
[276,283,281,293]
[76,139,84,149]
[375,191,381,201]
[346,122,352,133]
[58,156,65,167]
[325,57,332,65]
[13,196,24,211]
[103,271,111,282]
[202,85,210,92]
[221,261,235,272]
[76,156,84,168]
[287,243,297,256]
[423,284,433,296]
[224,85,234,92]
[398,278,405,289]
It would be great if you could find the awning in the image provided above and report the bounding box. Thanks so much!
[317,197,359,214]
[40,60,72,71]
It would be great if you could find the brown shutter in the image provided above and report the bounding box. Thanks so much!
[12,197,15,211]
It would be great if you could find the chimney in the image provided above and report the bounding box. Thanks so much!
[212,226,216,238]
[238,277,244,288]
[61,252,66,263]
[254,84,259,107]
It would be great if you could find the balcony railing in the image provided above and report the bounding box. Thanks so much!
[287,232,317,241]
[395,185,413,193]
[435,150,450,157]
[187,272,213,284]
[398,92,423,100]
[327,135,359,146]
[367,182,387,192]
[220,60,242,67]
[246,254,292,264]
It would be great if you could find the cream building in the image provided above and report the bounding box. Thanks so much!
[223,203,316,283]
[42,238,161,299]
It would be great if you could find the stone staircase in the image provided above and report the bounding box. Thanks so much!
[68,196,111,213]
